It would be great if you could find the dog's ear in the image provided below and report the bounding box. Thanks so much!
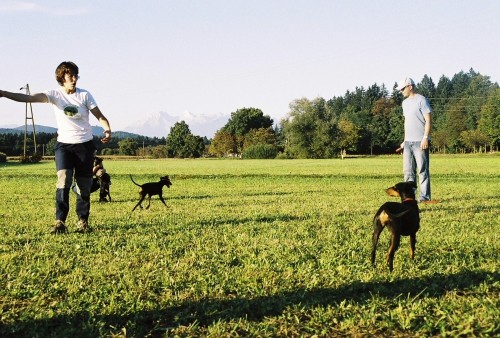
[408,181,417,189]
[385,186,400,197]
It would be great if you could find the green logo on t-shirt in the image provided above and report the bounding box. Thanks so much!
[64,105,79,117]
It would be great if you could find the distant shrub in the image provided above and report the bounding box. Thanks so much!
[20,153,42,163]
[242,144,278,159]
[0,152,6,163]
[101,148,118,156]
[276,151,293,159]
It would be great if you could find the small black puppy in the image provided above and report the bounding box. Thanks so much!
[130,175,172,211]
[93,156,112,202]
[97,171,112,202]
[371,181,420,272]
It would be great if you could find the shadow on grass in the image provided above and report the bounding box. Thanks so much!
[116,190,293,205]
[197,214,308,227]
[2,270,497,337]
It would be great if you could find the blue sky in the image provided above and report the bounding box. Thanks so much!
[1,0,499,132]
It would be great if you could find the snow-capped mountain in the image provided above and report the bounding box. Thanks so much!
[122,111,230,138]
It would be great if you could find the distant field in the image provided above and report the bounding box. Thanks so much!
[0,155,499,337]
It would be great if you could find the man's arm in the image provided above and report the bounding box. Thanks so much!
[0,90,48,103]
[421,113,431,150]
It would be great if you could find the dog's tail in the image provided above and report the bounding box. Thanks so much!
[130,174,141,187]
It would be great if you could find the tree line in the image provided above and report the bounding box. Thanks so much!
[210,68,499,158]
[1,69,498,159]
[0,132,167,157]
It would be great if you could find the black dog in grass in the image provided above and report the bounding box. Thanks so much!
[75,156,111,202]
[371,181,420,272]
[130,175,172,211]
[92,156,112,202]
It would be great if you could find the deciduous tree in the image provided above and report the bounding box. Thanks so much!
[167,121,205,158]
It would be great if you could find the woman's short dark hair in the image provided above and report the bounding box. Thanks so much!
[55,61,79,85]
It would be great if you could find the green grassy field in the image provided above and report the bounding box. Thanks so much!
[1,155,499,337]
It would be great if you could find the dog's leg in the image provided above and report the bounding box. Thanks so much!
[99,184,108,202]
[158,193,168,207]
[371,220,383,267]
[145,195,152,209]
[105,187,111,202]
[132,195,145,211]
[386,233,400,272]
[409,234,417,260]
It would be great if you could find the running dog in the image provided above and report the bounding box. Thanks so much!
[371,181,420,272]
[130,175,172,211]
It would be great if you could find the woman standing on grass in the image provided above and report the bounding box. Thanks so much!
[0,61,112,234]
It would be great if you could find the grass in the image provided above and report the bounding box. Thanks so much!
[0,154,499,337]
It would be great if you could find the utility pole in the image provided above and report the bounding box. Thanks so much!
[20,84,37,159]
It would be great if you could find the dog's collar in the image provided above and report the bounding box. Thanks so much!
[403,198,416,203]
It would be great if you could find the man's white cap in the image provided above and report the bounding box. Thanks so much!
[397,77,415,91]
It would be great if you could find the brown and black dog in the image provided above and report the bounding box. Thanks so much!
[371,181,420,272]
[130,175,172,211]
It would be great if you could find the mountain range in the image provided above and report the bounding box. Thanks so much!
[0,124,141,139]
[0,111,231,139]
[122,111,230,138]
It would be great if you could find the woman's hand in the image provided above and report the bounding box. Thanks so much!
[101,130,111,143]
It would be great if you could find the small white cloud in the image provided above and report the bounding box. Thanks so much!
[0,1,88,16]
[0,1,38,11]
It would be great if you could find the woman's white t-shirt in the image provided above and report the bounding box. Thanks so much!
[44,87,97,144]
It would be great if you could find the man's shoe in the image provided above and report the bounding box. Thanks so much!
[51,220,67,234]
[75,219,92,233]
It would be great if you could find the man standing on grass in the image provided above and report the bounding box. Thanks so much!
[397,77,433,203]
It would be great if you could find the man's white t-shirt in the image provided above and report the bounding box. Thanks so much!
[402,93,432,142]
[44,88,97,144]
